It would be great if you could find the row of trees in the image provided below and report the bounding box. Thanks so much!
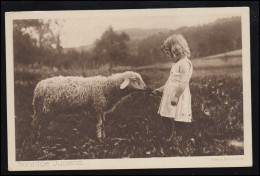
[13,17,242,69]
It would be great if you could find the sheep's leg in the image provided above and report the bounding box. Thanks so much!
[36,120,47,144]
[32,109,46,143]
[41,119,49,141]
[93,97,107,142]
[95,113,108,141]
[32,112,49,145]
[100,99,126,139]
[31,117,41,145]
[96,115,103,141]
[36,124,42,145]
[31,115,43,156]
[102,112,106,139]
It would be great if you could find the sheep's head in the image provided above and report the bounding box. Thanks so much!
[120,71,148,91]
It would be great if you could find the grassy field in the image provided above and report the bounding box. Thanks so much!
[113,49,242,72]
[14,54,244,160]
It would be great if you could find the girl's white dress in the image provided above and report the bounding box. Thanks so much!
[158,58,193,122]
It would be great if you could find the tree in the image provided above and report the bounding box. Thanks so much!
[93,27,130,71]
[13,19,64,66]
[13,19,44,64]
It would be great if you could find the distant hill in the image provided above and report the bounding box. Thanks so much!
[172,16,242,58]
[116,28,171,40]
[63,28,171,53]
[63,44,94,53]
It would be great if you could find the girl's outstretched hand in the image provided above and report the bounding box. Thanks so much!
[152,88,163,96]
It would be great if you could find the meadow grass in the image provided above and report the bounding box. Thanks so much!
[14,63,244,160]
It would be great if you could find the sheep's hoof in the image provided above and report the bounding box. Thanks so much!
[97,136,108,143]
[97,138,103,143]
[102,131,106,139]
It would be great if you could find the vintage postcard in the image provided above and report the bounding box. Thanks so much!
[5,7,252,171]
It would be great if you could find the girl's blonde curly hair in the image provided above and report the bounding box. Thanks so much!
[161,34,191,57]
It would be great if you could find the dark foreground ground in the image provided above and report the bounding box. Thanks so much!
[14,64,244,160]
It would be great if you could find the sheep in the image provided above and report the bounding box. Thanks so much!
[32,71,148,142]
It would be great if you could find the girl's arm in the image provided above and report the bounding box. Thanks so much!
[152,85,164,96]
[157,85,164,92]
[171,61,191,104]
[152,85,165,96]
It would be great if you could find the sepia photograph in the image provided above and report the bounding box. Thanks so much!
[5,7,252,171]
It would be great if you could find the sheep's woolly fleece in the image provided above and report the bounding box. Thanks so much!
[32,71,144,117]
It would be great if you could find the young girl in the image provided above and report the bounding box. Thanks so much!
[153,34,193,141]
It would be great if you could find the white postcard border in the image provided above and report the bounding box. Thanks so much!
[5,7,252,171]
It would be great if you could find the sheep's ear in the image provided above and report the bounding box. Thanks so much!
[120,78,130,89]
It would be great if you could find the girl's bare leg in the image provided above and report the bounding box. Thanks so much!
[162,117,175,141]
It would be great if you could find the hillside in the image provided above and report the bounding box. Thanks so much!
[63,28,171,53]
[63,44,94,53]
[126,16,242,64]
[116,28,171,40]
